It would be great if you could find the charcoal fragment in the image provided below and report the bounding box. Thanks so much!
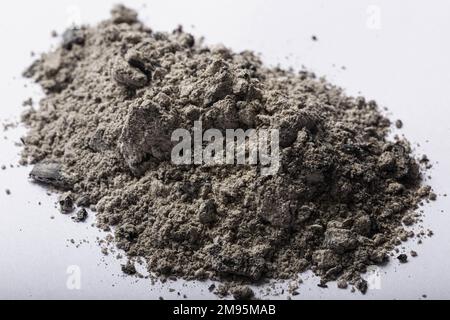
[30,163,72,190]
[59,193,74,214]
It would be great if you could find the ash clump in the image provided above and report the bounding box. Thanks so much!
[21,5,431,296]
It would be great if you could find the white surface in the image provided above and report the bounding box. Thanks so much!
[0,0,450,300]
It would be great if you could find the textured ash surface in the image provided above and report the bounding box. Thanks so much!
[21,5,432,297]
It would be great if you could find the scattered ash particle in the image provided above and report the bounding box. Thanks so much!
[355,279,368,294]
[72,208,88,223]
[58,193,74,214]
[22,98,33,107]
[397,254,408,264]
[121,261,137,275]
[337,279,348,289]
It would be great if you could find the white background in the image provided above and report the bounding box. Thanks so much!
[0,0,449,300]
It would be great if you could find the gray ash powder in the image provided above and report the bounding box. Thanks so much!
[21,5,433,297]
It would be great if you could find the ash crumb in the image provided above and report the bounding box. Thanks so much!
[397,254,408,264]
[230,286,254,300]
[410,251,418,257]
[121,261,137,275]
[337,279,348,289]
[420,154,430,164]
[215,284,230,298]
[75,195,91,207]
[58,193,74,214]
[288,281,299,294]
[22,98,33,107]
[2,121,18,131]
[72,208,88,223]
[429,193,437,201]
[318,280,328,289]
[101,247,109,256]
[1,165,6,170]
[5,189,11,195]
[208,284,216,292]
[355,279,368,294]
[311,35,318,41]
[402,214,416,226]
[395,120,403,129]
